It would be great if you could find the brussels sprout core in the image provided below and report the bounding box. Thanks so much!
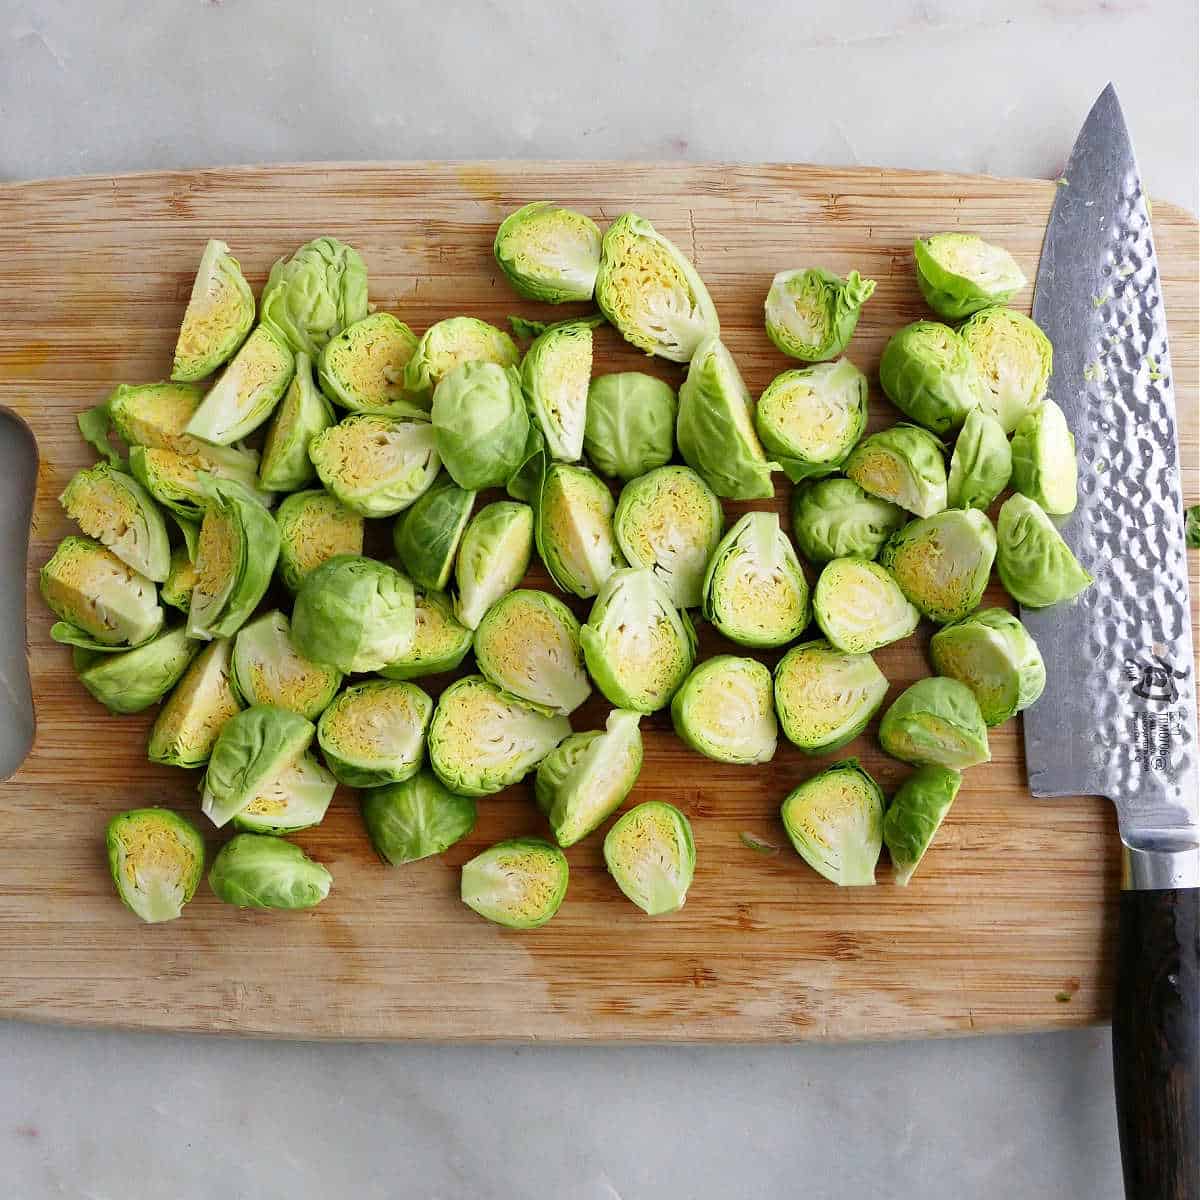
[780,759,884,886]
[231,609,342,720]
[960,307,1052,433]
[671,656,777,764]
[106,808,205,923]
[774,640,888,754]
[233,753,337,835]
[461,838,569,929]
[812,557,919,655]
[603,802,696,915]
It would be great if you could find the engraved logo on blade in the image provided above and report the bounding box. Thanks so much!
[1125,651,1187,704]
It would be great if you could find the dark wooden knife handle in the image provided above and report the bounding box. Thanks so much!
[1113,886,1199,1200]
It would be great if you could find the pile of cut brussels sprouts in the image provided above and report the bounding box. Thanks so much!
[43,208,1093,931]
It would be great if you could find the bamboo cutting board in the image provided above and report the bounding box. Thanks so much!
[0,164,1196,1042]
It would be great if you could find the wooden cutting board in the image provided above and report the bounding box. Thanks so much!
[0,164,1195,1042]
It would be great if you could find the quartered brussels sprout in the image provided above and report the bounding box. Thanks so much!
[393,474,475,592]
[671,655,777,764]
[764,268,876,362]
[812,557,919,654]
[494,202,602,303]
[790,477,906,565]
[317,312,418,414]
[581,569,697,713]
[677,337,776,500]
[1010,399,1078,515]
[604,801,695,916]
[171,239,256,382]
[960,307,1052,433]
[77,625,199,715]
[258,351,335,492]
[186,476,280,641]
[148,637,242,768]
[260,235,369,359]
[40,535,163,648]
[474,589,590,715]
[844,424,947,518]
[404,316,520,406]
[755,358,868,483]
[129,443,271,523]
[594,212,719,362]
[701,512,810,649]
[774,639,889,754]
[292,555,415,673]
[274,488,364,593]
[309,411,440,518]
[930,607,1046,726]
[996,494,1093,609]
[232,752,337,836]
[913,233,1026,320]
[231,609,342,719]
[614,467,722,609]
[883,765,962,886]
[106,380,206,453]
[429,675,570,797]
[455,500,534,629]
[946,409,1012,510]
[208,834,332,910]
[184,324,296,446]
[162,545,199,613]
[535,709,644,847]
[378,587,473,681]
[431,361,530,491]
[522,318,596,462]
[583,372,677,481]
[879,321,987,435]
[537,464,625,600]
[781,759,884,886]
[106,808,205,923]
[879,677,991,769]
[461,838,569,929]
[361,769,477,865]
[318,679,433,788]
[879,508,997,624]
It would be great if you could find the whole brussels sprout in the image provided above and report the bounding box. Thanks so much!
[671,655,777,765]
[162,545,199,613]
[258,351,335,492]
[171,239,256,382]
[317,312,418,414]
[996,494,1093,608]
[130,443,272,523]
[603,801,695,915]
[521,318,596,462]
[879,321,987,434]
[106,808,205,923]
[844,424,947,518]
[584,373,677,480]
[494,201,602,303]
[361,769,477,866]
[378,587,473,681]
[883,765,962,886]
[595,212,719,362]
[537,464,625,600]
[946,409,1011,510]
[1010,399,1078,515]
[147,637,242,768]
[403,316,519,406]
[780,759,884,886]
[812,557,919,654]
[392,474,475,592]
[774,639,889,754]
[763,267,876,362]
[878,677,991,769]
[77,626,199,715]
[430,361,529,491]
[208,834,332,910]
[960,307,1052,433]
[790,477,906,565]
[455,500,534,629]
[461,838,569,929]
[913,233,1026,320]
[231,609,342,720]
[231,752,337,836]
[318,679,433,788]
[274,489,364,593]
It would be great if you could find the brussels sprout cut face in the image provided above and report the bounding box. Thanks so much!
[78,626,199,715]
[780,760,884,886]
[318,312,418,413]
[879,678,991,769]
[231,609,342,720]
[671,656,777,765]
[172,239,256,382]
[1010,399,1078,515]
[790,477,906,565]
[148,637,242,768]
[232,753,337,835]
[129,443,271,523]
[584,373,677,481]
[318,680,433,788]
[274,489,364,593]
[106,381,208,454]
[763,268,876,362]
[404,316,520,404]
[162,546,199,613]
[106,809,205,923]
[812,557,919,655]
[258,351,334,493]
[522,319,594,462]
[430,361,530,491]
[844,424,947,518]
[455,501,534,630]
[494,202,602,303]
[378,588,473,681]
[996,494,1093,609]
[362,770,477,866]
[878,321,987,435]
[537,465,625,600]
[208,834,332,910]
[393,474,475,592]
[960,307,1052,433]
[946,409,1012,510]
[913,233,1026,321]
[461,838,569,929]
[603,802,695,916]
[883,766,962,886]
[774,640,888,754]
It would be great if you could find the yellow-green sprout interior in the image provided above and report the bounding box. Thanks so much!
[280,495,364,582]
[610,609,688,701]
[783,773,879,885]
[818,560,914,649]
[62,472,144,565]
[112,813,199,918]
[315,416,437,498]
[244,643,336,715]
[242,755,331,820]
[259,375,304,464]
[325,684,425,766]
[479,596,586,712]
[931,631,1014,719]
[767,272,832,348]
[685,662,772,753]
[848,448,924,513]
[607,805,691,913]
[554,727,640,845]
[226,327,292,403]
[152,641,241,758]
[326,315,415,407]
[465,842,564,921]
[175,243,253,367]
[715,541,806,640]
[927,233,1024,291]
[192,506,239,618]
[426,319,518,383]
[541,470,618,594]
[759,369,858,461]
[409,592,462,661]
[534,330,590,451]
[621,473,717,602]
[42,539,156,643]
[437,680,560,774]
[109,383,202,451]
[777,646,884,745]
[888,524,983,616]
[503,208,601,291]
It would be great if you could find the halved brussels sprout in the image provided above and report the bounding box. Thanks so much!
[147,637,242,767]
[461,838,569,929]
[106,808,205,923]
[378,588,473,681]
[361,769,477,865]
[812,557,919,654]
[595,213,719,362]
[537,464,625,600]
[879,509,997,624]
[184,324,296,446]
[522,318,595,462]
[1010,399,1078,515]
[318,679,433,788]
[671,655,777,765]
[317,312,418,414]
[208,834,332,910]
[107,380,208,453]
[59,462,171,583]
[756,358,868,482]
[960,307,1052,433]
[474,589,590,715]
[878,677,991,768]
[701,512,810,648]
[260,235,369,359]
[494,202,602,303]
[603,801,695,915]
[883,765,962,886]
[996,494,1093,608]
[677,337,776,500]
[309,411,440,518]
[292,555,415,673]
[879,321,987,435]
[258,351,335,492]
[844,424,947,518]
[774,639,889,754]
[77,626,199,715]
[392,474,475,592]
[455,500,534,630]
[946,409,1012,510]
[429,362,528,492]
[614,466,722,609]
[763,268,876,362]
[535,709,644,847]
[930,607,1046,726]
[274,489,365,593]
[581,568,697,713]
[231,609,342,719]
[232,753,337,836]
[429,675,570,797]
[129,443,271,522]
[790,477,906,565]
[171,239,256,382]
[781,759,884,886]
[584,373,677,481]
[913,233,1026,320]
[403,316,520,406]
[162,545,199,613]
[40,535,163,648]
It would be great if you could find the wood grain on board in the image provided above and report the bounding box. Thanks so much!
[0,163,1195,1041]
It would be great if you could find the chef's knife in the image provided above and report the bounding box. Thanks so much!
[1023,84,1198,1200]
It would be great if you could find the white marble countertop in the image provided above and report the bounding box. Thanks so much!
[1,2,1195,1197]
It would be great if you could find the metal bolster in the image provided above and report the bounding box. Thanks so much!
[1121,831,1200,890]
